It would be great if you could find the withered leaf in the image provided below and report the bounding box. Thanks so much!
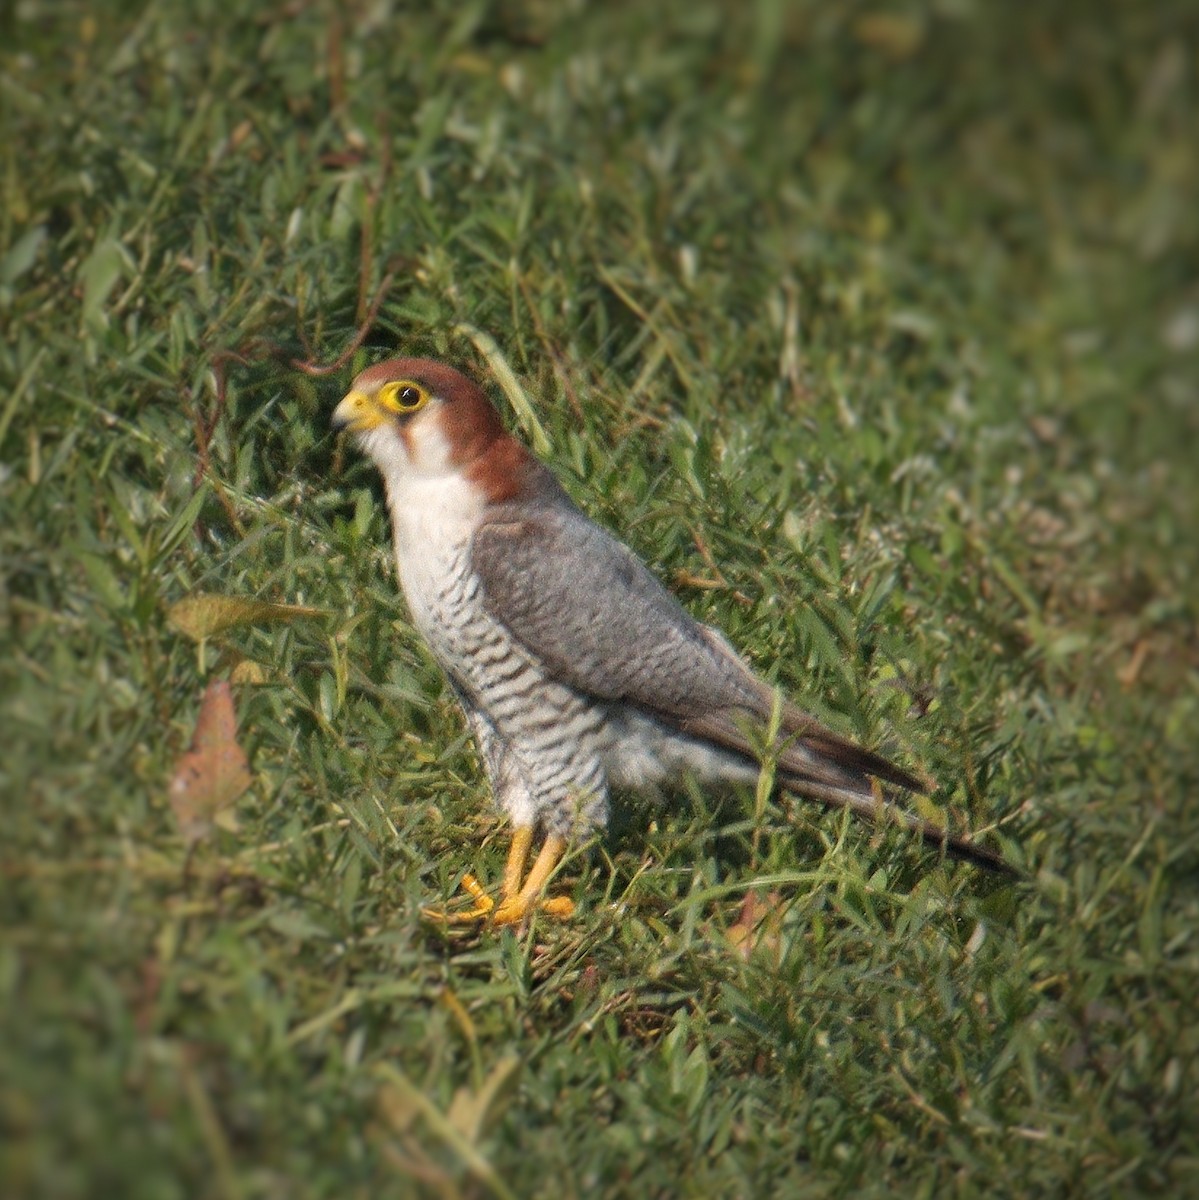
[169,679,252,845]
[724,889,785,962]
[167,592,327,642]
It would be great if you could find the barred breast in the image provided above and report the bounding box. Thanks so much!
[390,494,611,836]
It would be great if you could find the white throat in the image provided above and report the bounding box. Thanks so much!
[356,406,453,482]
[356,420,488,641]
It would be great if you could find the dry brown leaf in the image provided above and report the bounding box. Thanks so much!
[167,593,327,641]
[725,890,785,962]
[169,680,252,845]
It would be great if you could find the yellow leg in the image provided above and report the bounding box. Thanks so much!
[492,833,574,925]
[502,825,534,901]
[422,826,574,927]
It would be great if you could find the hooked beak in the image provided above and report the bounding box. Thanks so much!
[331,389,383,433]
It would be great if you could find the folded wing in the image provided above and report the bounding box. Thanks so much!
[471,492,1009,872]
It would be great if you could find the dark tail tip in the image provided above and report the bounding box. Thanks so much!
[934,828,1022,877]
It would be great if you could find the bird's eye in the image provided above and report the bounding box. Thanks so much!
[379,381,428,414]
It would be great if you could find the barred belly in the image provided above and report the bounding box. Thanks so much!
[401,538,610,835]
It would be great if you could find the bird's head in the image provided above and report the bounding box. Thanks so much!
[333,357,545,504]
[333,357,512,483]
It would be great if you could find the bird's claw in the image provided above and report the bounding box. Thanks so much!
[422,872,575,927]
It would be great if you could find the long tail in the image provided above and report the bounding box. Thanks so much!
[673,699,1017,875]
[778,769,1017,875]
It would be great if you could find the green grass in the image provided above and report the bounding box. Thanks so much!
[3,1,1197,1196]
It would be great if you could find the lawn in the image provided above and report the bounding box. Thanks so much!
[2,1,1196,1196]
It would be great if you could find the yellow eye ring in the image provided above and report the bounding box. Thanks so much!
[378,380,429,414]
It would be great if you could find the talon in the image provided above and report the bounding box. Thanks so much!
[421,827,574,927]
[423,881,574,927]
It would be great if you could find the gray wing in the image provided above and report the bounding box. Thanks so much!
[470,496,923,794]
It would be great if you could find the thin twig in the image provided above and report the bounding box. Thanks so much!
[292,267,397,377]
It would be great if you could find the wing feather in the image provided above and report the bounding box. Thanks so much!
[470,499,1012,874]
[471,501,920,791]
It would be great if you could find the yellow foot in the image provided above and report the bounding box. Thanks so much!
[421,830,575,927]
[422,874,575,926]
[420,873,498,925]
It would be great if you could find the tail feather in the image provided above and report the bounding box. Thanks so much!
[788,724,927,794]
[777,767,1016,875]
[672,705,1016,875]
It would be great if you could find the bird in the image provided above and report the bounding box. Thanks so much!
[332,357,1013,925]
